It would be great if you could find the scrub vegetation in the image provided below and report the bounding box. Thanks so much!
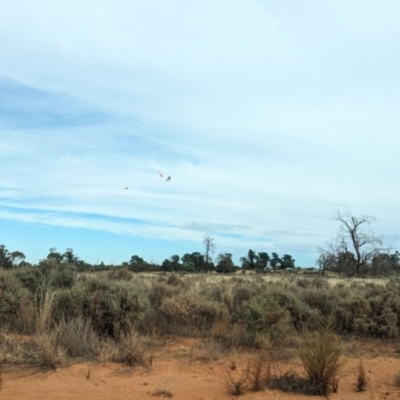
[0,213,399,395]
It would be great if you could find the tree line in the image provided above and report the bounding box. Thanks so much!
[0,240,296,274]
[1,211,399,276]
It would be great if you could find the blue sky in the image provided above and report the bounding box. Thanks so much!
[1,1,400,267]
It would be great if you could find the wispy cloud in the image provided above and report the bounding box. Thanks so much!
[1,1,400,265]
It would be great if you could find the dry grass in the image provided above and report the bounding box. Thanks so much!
[33,333,67,371]
[36,290,56,334]
[115,328,150,367]
[98,339,117,366]
[55,317,100,358]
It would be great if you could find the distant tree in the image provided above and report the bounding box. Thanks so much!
[191,251,206,272]
[247,249,257,271]
[270,252,281,270]
[128,255,147,272]
[240,256,249,274]
[256,252,270,273]
[316,247,336,276]
[47,248,63,264]
[370,252,400,276]
[215,252,235,273]
[162,255,181,272]
[319,211,384,276]
[281,254,295,269]
[161,259,172,271]
[181,253,196,272]
[170,255,181,271]
[0,245,25,269]
[203,235,215,273]
[181,252,205,272]
[334,211,383,275]
[62,248,79,264]
[9,251,26,266]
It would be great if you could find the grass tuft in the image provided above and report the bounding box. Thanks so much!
[355,359,368,392]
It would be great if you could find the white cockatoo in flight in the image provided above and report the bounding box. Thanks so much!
[159,171,171,181]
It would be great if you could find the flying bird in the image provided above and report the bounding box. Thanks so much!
[159,171,164,178]
[124,187,128,190]
[166,176,171,182]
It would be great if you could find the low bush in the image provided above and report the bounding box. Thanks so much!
[299,319,343,396]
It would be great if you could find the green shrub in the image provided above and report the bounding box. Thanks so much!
[52,277,151,338]
[299,320,343,396]
[240,296,289,341]
[0,271,32,329]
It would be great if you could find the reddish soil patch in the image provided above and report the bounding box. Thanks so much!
[2,339,400,400]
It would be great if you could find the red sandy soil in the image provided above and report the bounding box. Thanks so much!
[2,338,400,400]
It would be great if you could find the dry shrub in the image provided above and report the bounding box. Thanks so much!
[13,302,37,335]
[152,388,173,398]
[355,359,368,392]
[268,370,317,394]
[98,339,116,365]
[394,371,400,387]
[211,317,249,347]
[299,319,343,396]
[108,267,132,281]
[225,363,251,396]
[158,290,228,335]
[115,328,150,367]
[249,355,271,391]
[0,331,27,368]
[200,338,225,361]
[253,333,270,350]
[33,333,67,370]
[165,273,186,287]
[55,317,100,358]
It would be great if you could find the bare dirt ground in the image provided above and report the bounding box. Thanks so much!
[3,338,400,400]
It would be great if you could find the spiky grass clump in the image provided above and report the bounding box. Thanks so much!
[299,319,343,396]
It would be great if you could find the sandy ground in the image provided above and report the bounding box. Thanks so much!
[3,339,400,400]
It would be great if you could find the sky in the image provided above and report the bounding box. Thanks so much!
[1,1,400,267]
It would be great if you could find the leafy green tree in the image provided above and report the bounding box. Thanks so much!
[181,252,205,272]
[128,255,146,272]
[281,254,295,269]
[0,245,25,269]
[256,252,270,273]
[47,247,63,264]
[62,248,79,264]
[181,253,196,272]
[215,252,235,273]
[247,249,257,271]
[162,255,181,272]
[270,252,281,270]
[9,251,26,266]
[240,256,249,274]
